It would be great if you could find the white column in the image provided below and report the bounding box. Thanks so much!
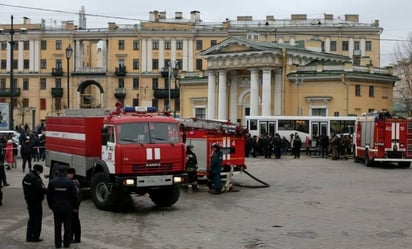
[290,37,296,46]
[188,40,194,71]
[102,39,107,71]
[348,37,354,58]
[171,39,176,63]
[261,68,271,116]
[229,73,238,123]
[218,70,227,120]
[77,92,81,109]
[278,38,283,44]
[18,41,23,71]
[182,39,188,71]
[6,43,10,71]
[274,69,282,115]
[147,39,152,72]
[250,68,259,116]
[29,40,34,72]
[141,39,147,72]
[159,39,164,69]
[207,71,216,119]
[360,38,366,56]
[325,37,331,53]
[75,40,81,71]
[34,40,40,72]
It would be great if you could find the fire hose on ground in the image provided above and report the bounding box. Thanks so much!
[222,165,270,192]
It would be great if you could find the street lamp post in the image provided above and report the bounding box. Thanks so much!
[8,15,15,130]
[65,45,73,108]
[166,61,179,112]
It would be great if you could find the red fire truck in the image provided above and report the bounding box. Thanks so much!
[353,112,412,168]
[45,104,186,211]
[179,118,248,178]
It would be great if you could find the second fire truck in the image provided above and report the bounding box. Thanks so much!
[353,112,412,167]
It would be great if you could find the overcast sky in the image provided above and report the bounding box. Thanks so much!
[0,0,411,66]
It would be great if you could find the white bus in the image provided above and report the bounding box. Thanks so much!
[245,115,357,146]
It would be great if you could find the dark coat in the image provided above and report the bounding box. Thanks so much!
[21,141,34,158]
[210,149,223,174]
[47,175,79,212]
[22,171,46,204]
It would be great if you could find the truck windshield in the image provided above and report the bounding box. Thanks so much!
[117,122,180,144]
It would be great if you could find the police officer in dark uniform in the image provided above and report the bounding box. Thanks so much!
[67,167,81,243]
[209,143,223,195]
[22,164,47,242]
[47,165,78,248]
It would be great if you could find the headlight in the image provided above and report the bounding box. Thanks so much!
[124,179,135,186]
[173,176,182,183]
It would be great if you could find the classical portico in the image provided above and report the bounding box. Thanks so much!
[199,37,347,122]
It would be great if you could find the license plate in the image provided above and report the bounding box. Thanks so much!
[136,175,173,187]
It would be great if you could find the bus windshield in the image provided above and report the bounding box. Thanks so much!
[117,122,181,144]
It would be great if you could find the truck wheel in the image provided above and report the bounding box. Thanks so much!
[91,172,118,211]
[398,162,411,169]
[149,186,180,207]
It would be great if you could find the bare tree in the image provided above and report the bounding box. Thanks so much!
[393,33,412,116]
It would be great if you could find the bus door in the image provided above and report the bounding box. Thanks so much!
[259,121,276,137]
[311,121,328,146]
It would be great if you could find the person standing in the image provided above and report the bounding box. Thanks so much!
[184,145,199,192]
[21,136,34,173]
[5,136,15,169]
[67,168,81,244]
[293,134,302,159]
[22,164,47,242]
[47,165,79,248]
[209,143,223,195]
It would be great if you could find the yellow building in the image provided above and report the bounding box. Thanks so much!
[0,11,392,129]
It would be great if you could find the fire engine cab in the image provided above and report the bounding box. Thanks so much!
[45,104,186,211]
[179,118,248,177]
[353,112,412,168]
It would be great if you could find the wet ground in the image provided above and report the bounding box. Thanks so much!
[1,155,412,249]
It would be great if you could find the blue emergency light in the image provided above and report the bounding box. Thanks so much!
[123,106,157,113]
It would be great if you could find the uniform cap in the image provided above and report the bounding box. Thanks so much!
[57,165,68,173]
[212,143,220,148]
[67,168,76,174]
[187,144,194,149]
[33,164,43,173]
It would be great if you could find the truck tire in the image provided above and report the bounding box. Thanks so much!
[90,172,119,211]
[398,162,411,169]
[149,186,180,207]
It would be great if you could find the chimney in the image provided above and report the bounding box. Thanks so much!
[237,16,253,21]
[266,16,275,21]
[190,10,201,23]
[159,11,166,20]
[291,14,307,20]
[108,22,118,31]
[23,17,31,24]
[324,14,333,20]
[345,14,359,22]
[175,12,183,19]
[149,11,159,22]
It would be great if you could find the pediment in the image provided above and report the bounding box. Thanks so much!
[214,43,261,54]
[200,37,267,57]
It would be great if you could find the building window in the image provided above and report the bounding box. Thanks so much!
[132,98,139,106]
[176,59,183,69]
[165,40,171,50]
[194,107,206,119]
[23,41,29,50]
[365,41,372,51]
[342,41,349,51]
[152,40,159,50]
[118,40,125,50]
[152,78,158,89]
[164,78,169,89]
[196,40,203,50]
[24,59,29,69]
[55,78,62,88]
[118,78,125,88]
[355,84,361,96]
[152,59,159,70]
[40,78,46,90]
[40,59,47,69]
[12,60,17,69]
[133,78,139,89]
[0,78,6,89]
[41,40,47,50]
[40,98,46,110]
[1,60,6,69]
[196,59,202,70]
[334,112,340,117]
[311,108,326,116]
[354,41,360,51]
[56,40,62,50]
[1,41,7,50]
[152,99,158,109]
[23,78,29,90]
[369,86,375,97]
[133,40,139,50]
[133,59,139,70]
[210,40,217,47]
[22,98,29,107]
[164,59,171,68]
[176,40,183,50]
[368,108,375,113]
[330,41,336,51]
[55,59,62,69]
[118,59,125,67]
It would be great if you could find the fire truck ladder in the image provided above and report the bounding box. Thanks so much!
[407,120,412,157]
[179,118,241,134]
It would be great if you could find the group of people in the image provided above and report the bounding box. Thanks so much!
[22,164,81,248]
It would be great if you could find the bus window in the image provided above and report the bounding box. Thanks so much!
[249,119,258,131]
[268,122,276,137]
[278,120,294,130]
[260,122,267,136]
[295,120,309,133]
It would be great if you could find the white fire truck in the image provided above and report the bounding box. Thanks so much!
[178,118,248,178]
[45,105,186,211]
[353,112,412,167]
